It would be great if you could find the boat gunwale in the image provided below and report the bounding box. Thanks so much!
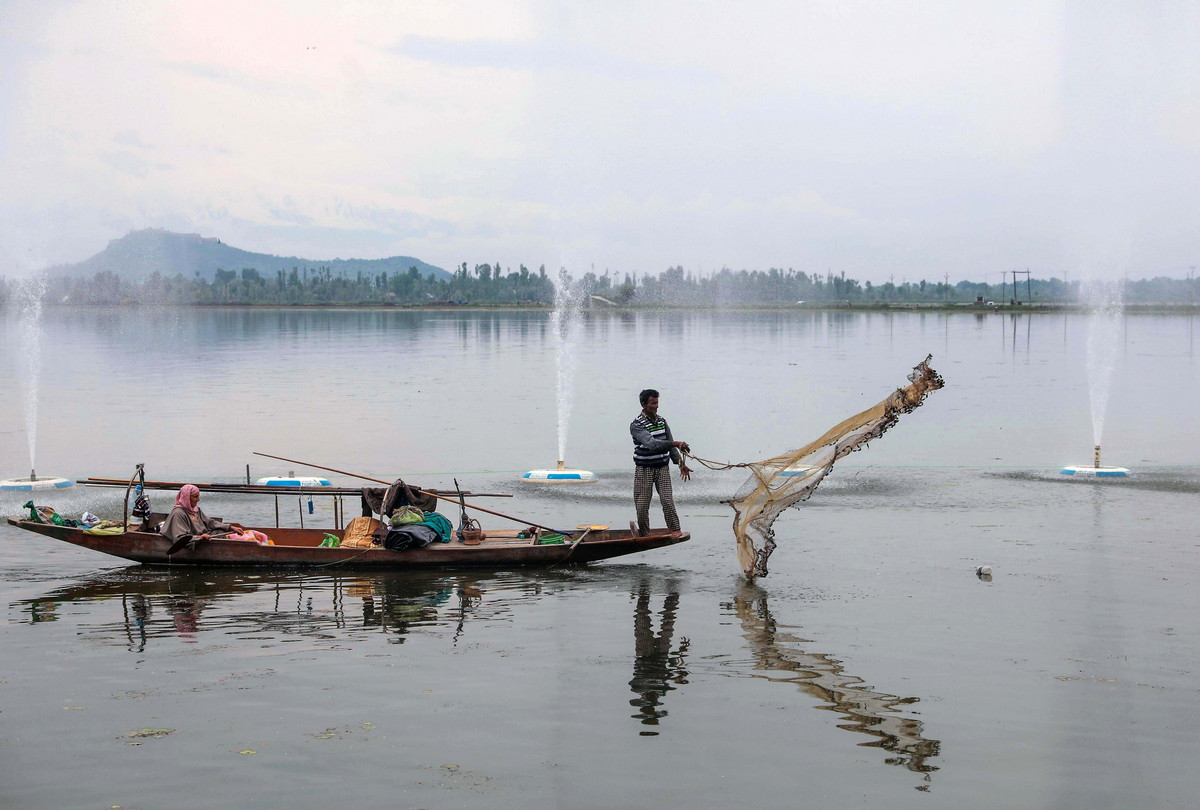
[5,517,689,568]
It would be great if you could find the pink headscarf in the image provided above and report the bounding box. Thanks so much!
[174,484,200,513]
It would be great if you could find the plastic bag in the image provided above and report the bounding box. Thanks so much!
[24,501,65,526]
[389,506,424,527]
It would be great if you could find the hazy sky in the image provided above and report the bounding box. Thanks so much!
[3,0,1198,282]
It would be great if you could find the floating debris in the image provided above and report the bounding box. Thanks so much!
[122,728,175,744]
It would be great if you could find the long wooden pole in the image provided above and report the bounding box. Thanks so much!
[252,451,564,534]
[80,477,510,498]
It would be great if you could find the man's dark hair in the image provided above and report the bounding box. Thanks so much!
[639,388,659,405]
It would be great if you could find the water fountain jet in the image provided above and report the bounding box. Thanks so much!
[1060,279,1130,478]
[524,269,596,484]
[2,275,73,491]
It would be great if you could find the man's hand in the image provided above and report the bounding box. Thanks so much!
[673,440,691,454]
[679,463,692,482]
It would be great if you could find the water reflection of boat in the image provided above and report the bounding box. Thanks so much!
[12,568,534,651]
[12,570,939,778]
[732,582,940,780]
[5,517,688,568]
[17,567,699,732]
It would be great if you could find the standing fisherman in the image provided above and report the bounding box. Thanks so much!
[630,388,692,535]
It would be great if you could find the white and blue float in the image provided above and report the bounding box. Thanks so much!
[1060,445,1130,478]
[0,471,74,492]
[255,475,332,487]
[779,464,820,478]
[523,460,598,483]
[1060,466,1130,477]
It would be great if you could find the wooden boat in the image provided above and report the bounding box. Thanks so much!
[5,517,689,568]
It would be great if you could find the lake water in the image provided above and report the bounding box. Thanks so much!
[1,307,1198,809]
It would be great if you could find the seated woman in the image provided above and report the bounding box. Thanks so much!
[160,484,244,548]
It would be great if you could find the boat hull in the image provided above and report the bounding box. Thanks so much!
[5,518,688,568]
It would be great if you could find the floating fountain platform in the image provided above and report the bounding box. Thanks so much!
[0,474,74,492]
[255,476,331,487]
[1059,445,1130,478]
[1060,465,1130,478]
[523,460,597,483]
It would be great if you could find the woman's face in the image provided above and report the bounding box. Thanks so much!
[189,491,200,507]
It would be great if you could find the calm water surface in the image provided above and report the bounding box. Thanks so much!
[1,308,1198,809]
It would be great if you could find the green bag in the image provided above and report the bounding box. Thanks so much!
[389,506,424,527]
[319,533,341,548]
[24,501,65,525]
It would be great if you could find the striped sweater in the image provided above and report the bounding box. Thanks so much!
[630,413,681,468]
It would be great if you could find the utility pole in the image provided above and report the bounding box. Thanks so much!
[1011,269,1030,304]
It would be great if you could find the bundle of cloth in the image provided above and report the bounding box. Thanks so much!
[360,480,450,551]
[382,510,453,551]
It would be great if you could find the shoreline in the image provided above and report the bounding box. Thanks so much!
[21,301,1200,314]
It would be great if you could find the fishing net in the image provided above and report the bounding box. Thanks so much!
[690,356,945,578]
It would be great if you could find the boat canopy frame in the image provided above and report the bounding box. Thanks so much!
[83,466,510,532]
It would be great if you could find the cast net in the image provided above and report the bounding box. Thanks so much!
[689,355,945,578]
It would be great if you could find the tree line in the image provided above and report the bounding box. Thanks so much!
[1,264,1197,307]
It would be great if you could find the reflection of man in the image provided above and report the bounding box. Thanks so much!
[629,579,688,730]
[630,389,692,535]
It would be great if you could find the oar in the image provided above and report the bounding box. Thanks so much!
[253,452,565,535]
[565,527,592,553]
[168,528,237,556]
[554,526,598,566]
[167,534,196,555]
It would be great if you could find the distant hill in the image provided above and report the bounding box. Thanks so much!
[43,229,450,281]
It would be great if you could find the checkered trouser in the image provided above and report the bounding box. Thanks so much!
[633,465,680,533]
